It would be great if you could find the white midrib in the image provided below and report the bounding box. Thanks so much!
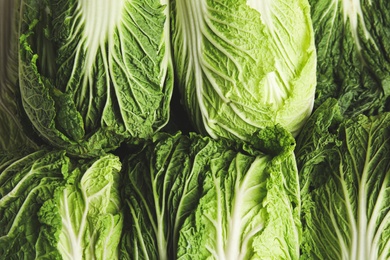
[160,0,172,89]
[79,0,124,79]
[71,0,124,117]
[188,1,206,128]
[356,133,389,260]
[225,158,265,260]
[61,189,83,260]
[353,131,374,260]
[207,157,265,260]
[345,131,372,260]
[208,174,225,258]
[342,0,375,52]
[367,170,390,260]
[153,173,168,260]
[177,0,216,138]
[225,174,246,260]
[60,183,110,260]
[357,158,369,260]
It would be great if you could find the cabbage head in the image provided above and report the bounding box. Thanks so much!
[296,99,390,260]
[0,0,39,156]
[310,0,390,115]
[170,0,316,146]
[120,131,301,260]
[0,150,123,259]
[18,0,173,157]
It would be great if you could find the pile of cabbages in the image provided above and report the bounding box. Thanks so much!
[1,0,389,259]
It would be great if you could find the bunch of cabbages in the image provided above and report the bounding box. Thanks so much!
[1,0,390,259]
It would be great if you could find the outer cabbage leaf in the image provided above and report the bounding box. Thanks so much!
[177,139,301,259]
[18,0,173,157]
[0,0,39,155]
[171,0,316,144]
[120,130,300,259]
[120,132,219,260]
[310,0,390,115]
[296,99,390,259]
[0,150,69,259]
[0,150,123,259]
[49,153,123,260]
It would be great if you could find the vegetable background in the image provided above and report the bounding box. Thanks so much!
[1,0,390,259]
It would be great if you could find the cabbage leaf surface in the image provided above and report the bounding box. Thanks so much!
[296,99,390,260]
[19,0,173,157]
[171,0,316,144]
[310,0,390,115]
[177,137,301,259]
[0,0,39,156]
[0,150,123,259]
[120,131,301,260]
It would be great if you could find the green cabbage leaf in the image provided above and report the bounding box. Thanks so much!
[120,131,301,259]
[310,0,390,115]
[177,137,301,259]
[18,0,173,157]
[171,0,316,145]
[296,99,390,260]
[0,150,123,259]
[120,132,219,259]
[0,0,39,156]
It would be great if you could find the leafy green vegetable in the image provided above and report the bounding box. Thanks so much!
[120,132,218,259]
[54,154,123,260]
[0,0,39,156]
[5,0,390,258]
[177,137,301,259]
[18,0,173,157]
[296,99,390,260]
[0,150,69,258]
[120,131,301,260]
[310,0,390,115]
[170,0,316,145]
[0,150,123,259]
